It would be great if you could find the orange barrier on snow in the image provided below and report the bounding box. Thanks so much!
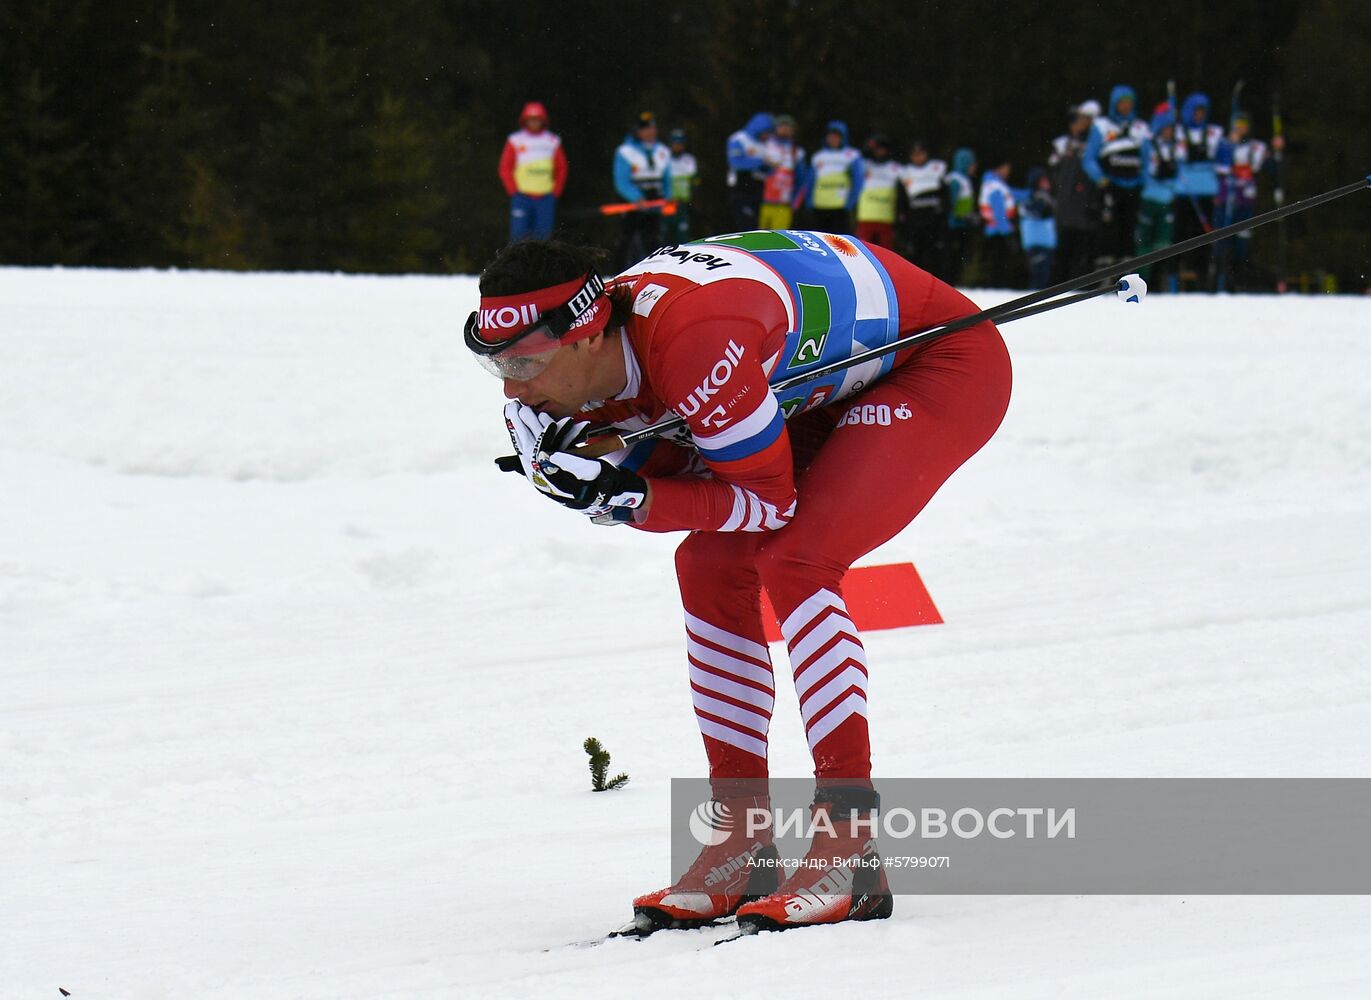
[758,562,942,642]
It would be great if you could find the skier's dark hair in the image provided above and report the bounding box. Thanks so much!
[479,238,634,329]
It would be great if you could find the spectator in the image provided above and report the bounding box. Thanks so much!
[1049,101,1100,281]
[898,140,948,275]
[1213,111,1281,292]
[977,156,1017,287]
[666,128,698,244]
[726,112,775,230]
[855,134,900,249]
[945,147,979,285]
[613,111,672,268]
[1174,91,1224,289]
[1137,107,1181,291]
[760,114,807,231]
[807,120,863,233]
[1019,166,1056,290]
[498,101,567,241]
[1083,84,1151,263]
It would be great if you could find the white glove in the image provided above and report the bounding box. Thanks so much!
[502,402,591,501]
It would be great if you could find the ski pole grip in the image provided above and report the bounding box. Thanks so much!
[572,433,628,459]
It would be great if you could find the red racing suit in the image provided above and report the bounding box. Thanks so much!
[582,235,1012,791]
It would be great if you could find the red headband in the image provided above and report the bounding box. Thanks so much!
[475,273,611,351]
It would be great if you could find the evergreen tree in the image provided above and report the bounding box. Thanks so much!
[345,93,448,273]
[0,68,94,263]
[256,34,368,269]
[1279,1,1371,290]
[114,3,218,265]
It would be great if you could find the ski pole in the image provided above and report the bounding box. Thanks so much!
[569,173,1369,458]
[493,278,1136,471]
[560,278,1141,461]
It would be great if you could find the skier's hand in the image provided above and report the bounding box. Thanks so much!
[532,448,648,525]
[503,402,592,501]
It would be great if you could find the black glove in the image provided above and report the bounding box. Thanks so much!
[531,448,647,523]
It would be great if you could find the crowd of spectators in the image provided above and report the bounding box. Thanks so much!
[497,87,1286,291]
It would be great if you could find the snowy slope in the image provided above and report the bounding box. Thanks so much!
[2,267,1369,999]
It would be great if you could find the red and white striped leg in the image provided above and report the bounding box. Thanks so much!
[778,587,871,782]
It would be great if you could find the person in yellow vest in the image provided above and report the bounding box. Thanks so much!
[806,120,863,233]
[666,128,698,243]
[759,114,808,231]
[499,102,568,240]
[855,134,900,249]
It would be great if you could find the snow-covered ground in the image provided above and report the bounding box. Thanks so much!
[3,267,1369,999]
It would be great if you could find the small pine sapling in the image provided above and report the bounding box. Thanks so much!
[583,737,629,791]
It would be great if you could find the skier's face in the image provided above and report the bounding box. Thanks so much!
[501,334,612,418]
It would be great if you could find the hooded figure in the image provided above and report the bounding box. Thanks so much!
[948,148,978,229]
[1174,91,1223,201]
[808,120,864,225]
[1083,83,1149,189]
[1082,83,1151,261]
[500,101,567,240]
[725,112,775,229]
[1143,108,1180,205]
[1137,108,1182,288]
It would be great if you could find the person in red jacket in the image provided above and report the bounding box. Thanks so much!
[464,233,1011,935]
[499,102,568,240]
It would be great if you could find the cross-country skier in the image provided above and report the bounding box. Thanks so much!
[464,232,1012,934]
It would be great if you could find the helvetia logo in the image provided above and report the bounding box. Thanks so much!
[688,799,735,846]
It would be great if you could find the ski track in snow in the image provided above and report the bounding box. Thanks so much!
[2,267,1369,998]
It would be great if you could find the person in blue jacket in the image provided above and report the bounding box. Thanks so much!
[726,112,774,231]
[1173,92,1224,289]
[613,111,672,267]
[1019,166,1057,290]
[806,120,864,233]
[1137,108,1181,291]
[1083,84,1151,263]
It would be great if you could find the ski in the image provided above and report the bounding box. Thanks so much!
[547,914,738,951]
[713,922,765,946]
